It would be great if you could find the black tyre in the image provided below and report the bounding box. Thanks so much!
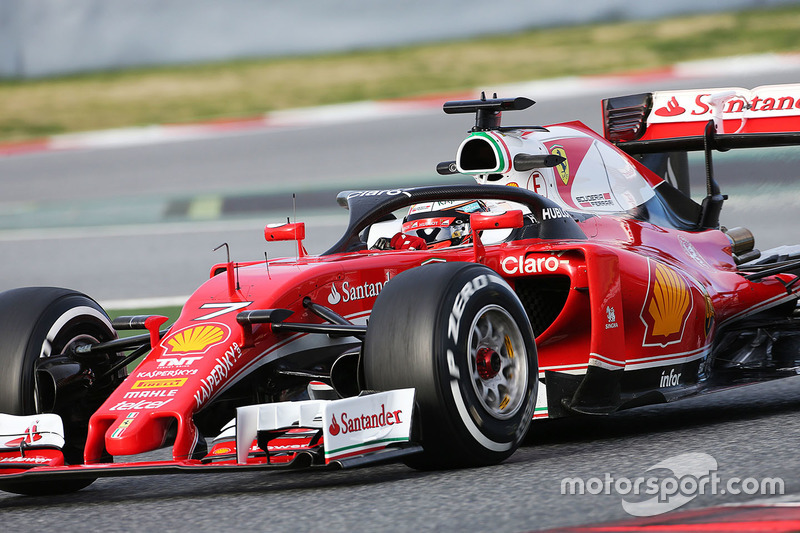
[364,263,537,468]
[0,287,120,495]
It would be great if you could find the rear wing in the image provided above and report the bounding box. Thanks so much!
[603,84,800,154]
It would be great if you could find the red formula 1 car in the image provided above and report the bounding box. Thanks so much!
[1,84,800,495]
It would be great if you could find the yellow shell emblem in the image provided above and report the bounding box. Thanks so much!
[704,293,715,337]
[550,146,569,185]
[647,263,691,338]
[165,325,227,354]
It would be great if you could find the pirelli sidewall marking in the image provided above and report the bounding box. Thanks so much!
[448,274,490,343]
[444,271,524,452]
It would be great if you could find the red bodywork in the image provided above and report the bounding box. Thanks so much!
[84,209,795,460]
[3,87,799,483]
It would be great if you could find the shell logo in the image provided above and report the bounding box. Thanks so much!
[550,146,569,185]
[704,293,715,337]
[162,324,230,355]
[641,262,693,347]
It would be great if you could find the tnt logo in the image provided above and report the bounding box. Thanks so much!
[157,357,202,368]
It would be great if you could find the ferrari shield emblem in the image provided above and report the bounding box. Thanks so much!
[550,145,569,185]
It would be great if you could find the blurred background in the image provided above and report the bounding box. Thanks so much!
[2,0,796,79]
[2,0,800,139]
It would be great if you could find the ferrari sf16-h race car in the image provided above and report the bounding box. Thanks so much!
[1,83,800,496]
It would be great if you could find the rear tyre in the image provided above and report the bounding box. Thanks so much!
[364,263,537,468]
[0,287,120,495]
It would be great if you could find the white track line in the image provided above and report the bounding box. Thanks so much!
[3,53,798,158]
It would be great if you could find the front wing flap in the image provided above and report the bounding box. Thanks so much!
[0,389,420,490]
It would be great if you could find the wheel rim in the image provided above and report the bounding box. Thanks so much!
[33,305,117,414]
[467,305,528,420]
[34,332,101,413]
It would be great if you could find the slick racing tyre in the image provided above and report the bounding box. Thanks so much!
[364,262,537,469]
[0,287,121,495]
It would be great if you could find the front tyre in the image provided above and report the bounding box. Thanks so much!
[364,263,537,468]
[0,287,121,495]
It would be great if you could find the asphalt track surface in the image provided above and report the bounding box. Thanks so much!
[1,67,800,531]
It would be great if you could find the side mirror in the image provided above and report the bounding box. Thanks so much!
[265,222,306,257]
[265,222,305,241]
[469,210,524,264]
[469,210,524,231]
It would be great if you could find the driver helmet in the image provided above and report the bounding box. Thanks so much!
[401,200,489,246]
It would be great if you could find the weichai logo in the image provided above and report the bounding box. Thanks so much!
[328,404,404,436]
[161,323,230,355]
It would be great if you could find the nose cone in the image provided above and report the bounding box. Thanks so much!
[104,411,173,457]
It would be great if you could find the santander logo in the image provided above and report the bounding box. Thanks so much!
[328,404,404,435]
[650,86,800,126]
[326,273,391,306]
[328,283,342,305]
[654,96,686,117]
[329,414,341,436]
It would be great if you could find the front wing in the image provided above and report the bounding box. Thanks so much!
[0,389,420,490]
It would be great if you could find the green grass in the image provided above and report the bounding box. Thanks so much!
[1,5,799,142]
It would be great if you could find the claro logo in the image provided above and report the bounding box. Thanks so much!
[501,255,569,275]
[328,404,404,436]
